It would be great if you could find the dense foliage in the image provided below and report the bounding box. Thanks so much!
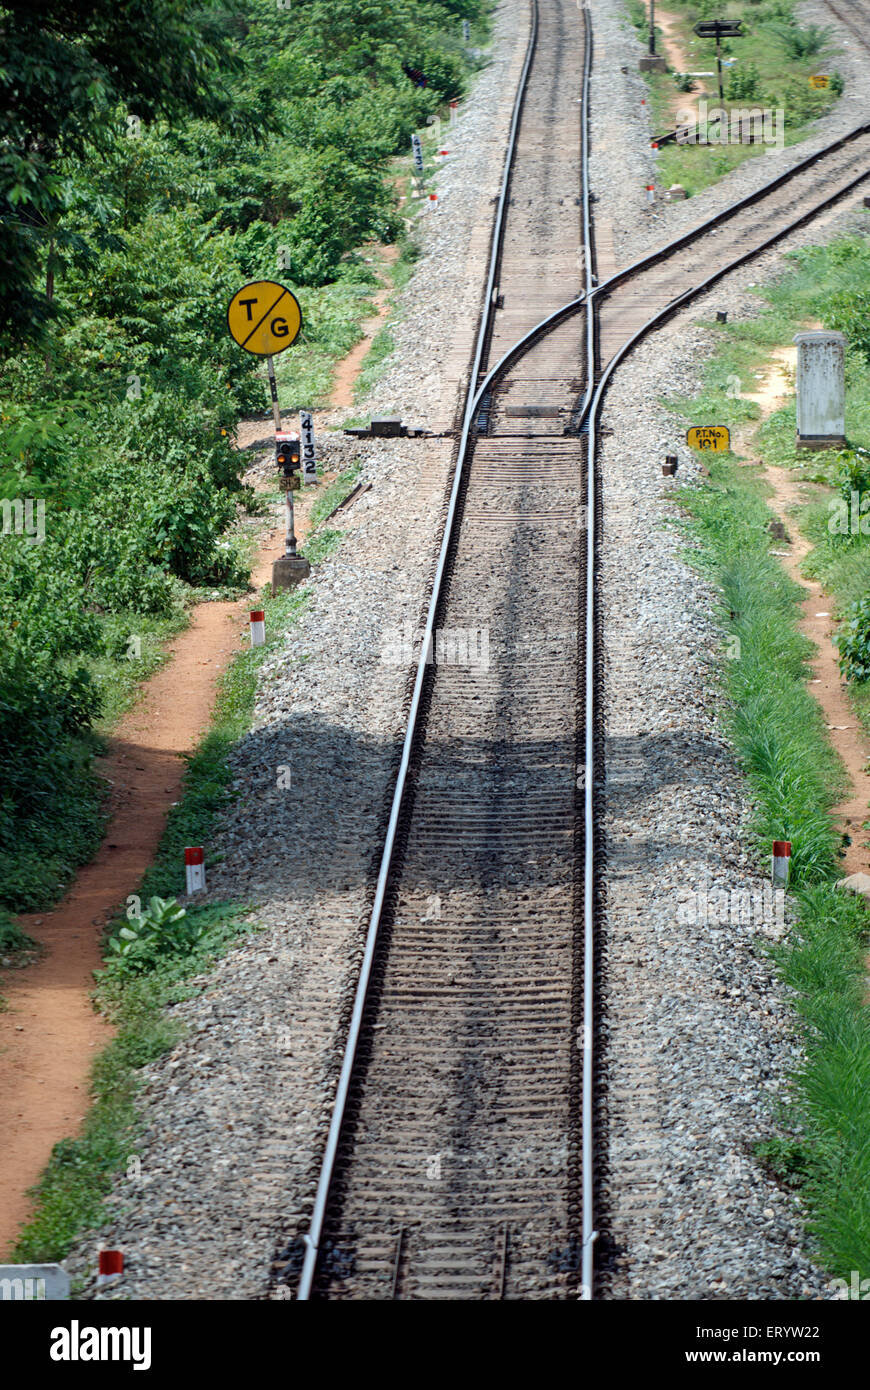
[0,0,489,910]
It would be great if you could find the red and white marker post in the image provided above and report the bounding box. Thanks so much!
[772,840,791,886]
[97,1250,124,1285]
[185,847,206,895]
[428,192,439,213]
[449,100,459,124]
[646,184,655,203]
[250,609,266,648]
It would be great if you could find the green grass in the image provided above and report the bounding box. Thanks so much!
[273,228,423,411]
[0,375,364,920]
[90,606,189,732]
[392,238,422,292]
[350,232,429,399]
[354,327,396,402]
[770,884,870,1273]
[274,265,380,409]
[669,232,870,1282]
[676,453,845,868]
[9,899,254,1266]
[308,463,362,527]
[7,495,347,1264]
[0,734,107,916]
[676,451,870,1282]
[717,235,870,693]
[626,0,841,196]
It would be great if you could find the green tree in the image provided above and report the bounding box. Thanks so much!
[0,0,247,351]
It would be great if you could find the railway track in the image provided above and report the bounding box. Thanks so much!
[286,0,598,1301]
[595,125,870,368]
[276,0,870,1304]
[824,0,870,54]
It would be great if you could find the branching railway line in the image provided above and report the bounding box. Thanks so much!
[286,0,597,1301]
[594,126,870,369]
[276,0,870,1303]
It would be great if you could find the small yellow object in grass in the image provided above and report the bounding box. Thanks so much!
[687,425,730,451]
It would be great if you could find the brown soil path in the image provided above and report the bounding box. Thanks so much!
[0,435,322,1256]
[328,244,399,409]
[0,238,400,1254]
[737,344,870,875]
[657,6,710,127]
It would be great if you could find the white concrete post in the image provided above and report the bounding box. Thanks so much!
[794,331,847,448]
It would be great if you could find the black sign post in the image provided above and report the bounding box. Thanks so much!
[693,19,744,106]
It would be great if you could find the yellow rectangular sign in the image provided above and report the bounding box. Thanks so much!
[808,74,830,89]
[687,425,730,451]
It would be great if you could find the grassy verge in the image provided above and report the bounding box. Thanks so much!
[308,463,362,526]
[624,0,841,196]
[274,139,430,414]
[0,257,384,922]
[0,913,40,1010]
[8,498,346,1265]
[667,232,870,1280]
[668,230,870,681]
[91,606,191,732]
[274,265,381,409]
[353,328,397,402]
[349,231,429,403]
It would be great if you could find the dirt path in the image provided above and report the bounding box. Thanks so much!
[0,432,323,1256]
[328,245,398,409]
[657,6,710,127]
[0,238,400,1252]
[737,344,870,875]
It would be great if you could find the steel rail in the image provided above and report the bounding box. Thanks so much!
[293,0,870,1302]
[824,0,870,53]
[579,4,597,1305]
[464,64,870,1306]
[296,0,551,1302]
[565,118,870,438]
[597,119,870,303]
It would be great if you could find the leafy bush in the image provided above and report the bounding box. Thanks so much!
[767,21,834,60]
[0,911,37,956]
[837,447,870,503]
[0,0,490,912]
[835,596,870,682]
[773,74,836,128]
[726,63,761,101]
[828,294,870,365]
[106,897,206,976]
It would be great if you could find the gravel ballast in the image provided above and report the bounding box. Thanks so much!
[65,0,531,1300]
[588,0,869,1300]
[63,0,866,1300]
